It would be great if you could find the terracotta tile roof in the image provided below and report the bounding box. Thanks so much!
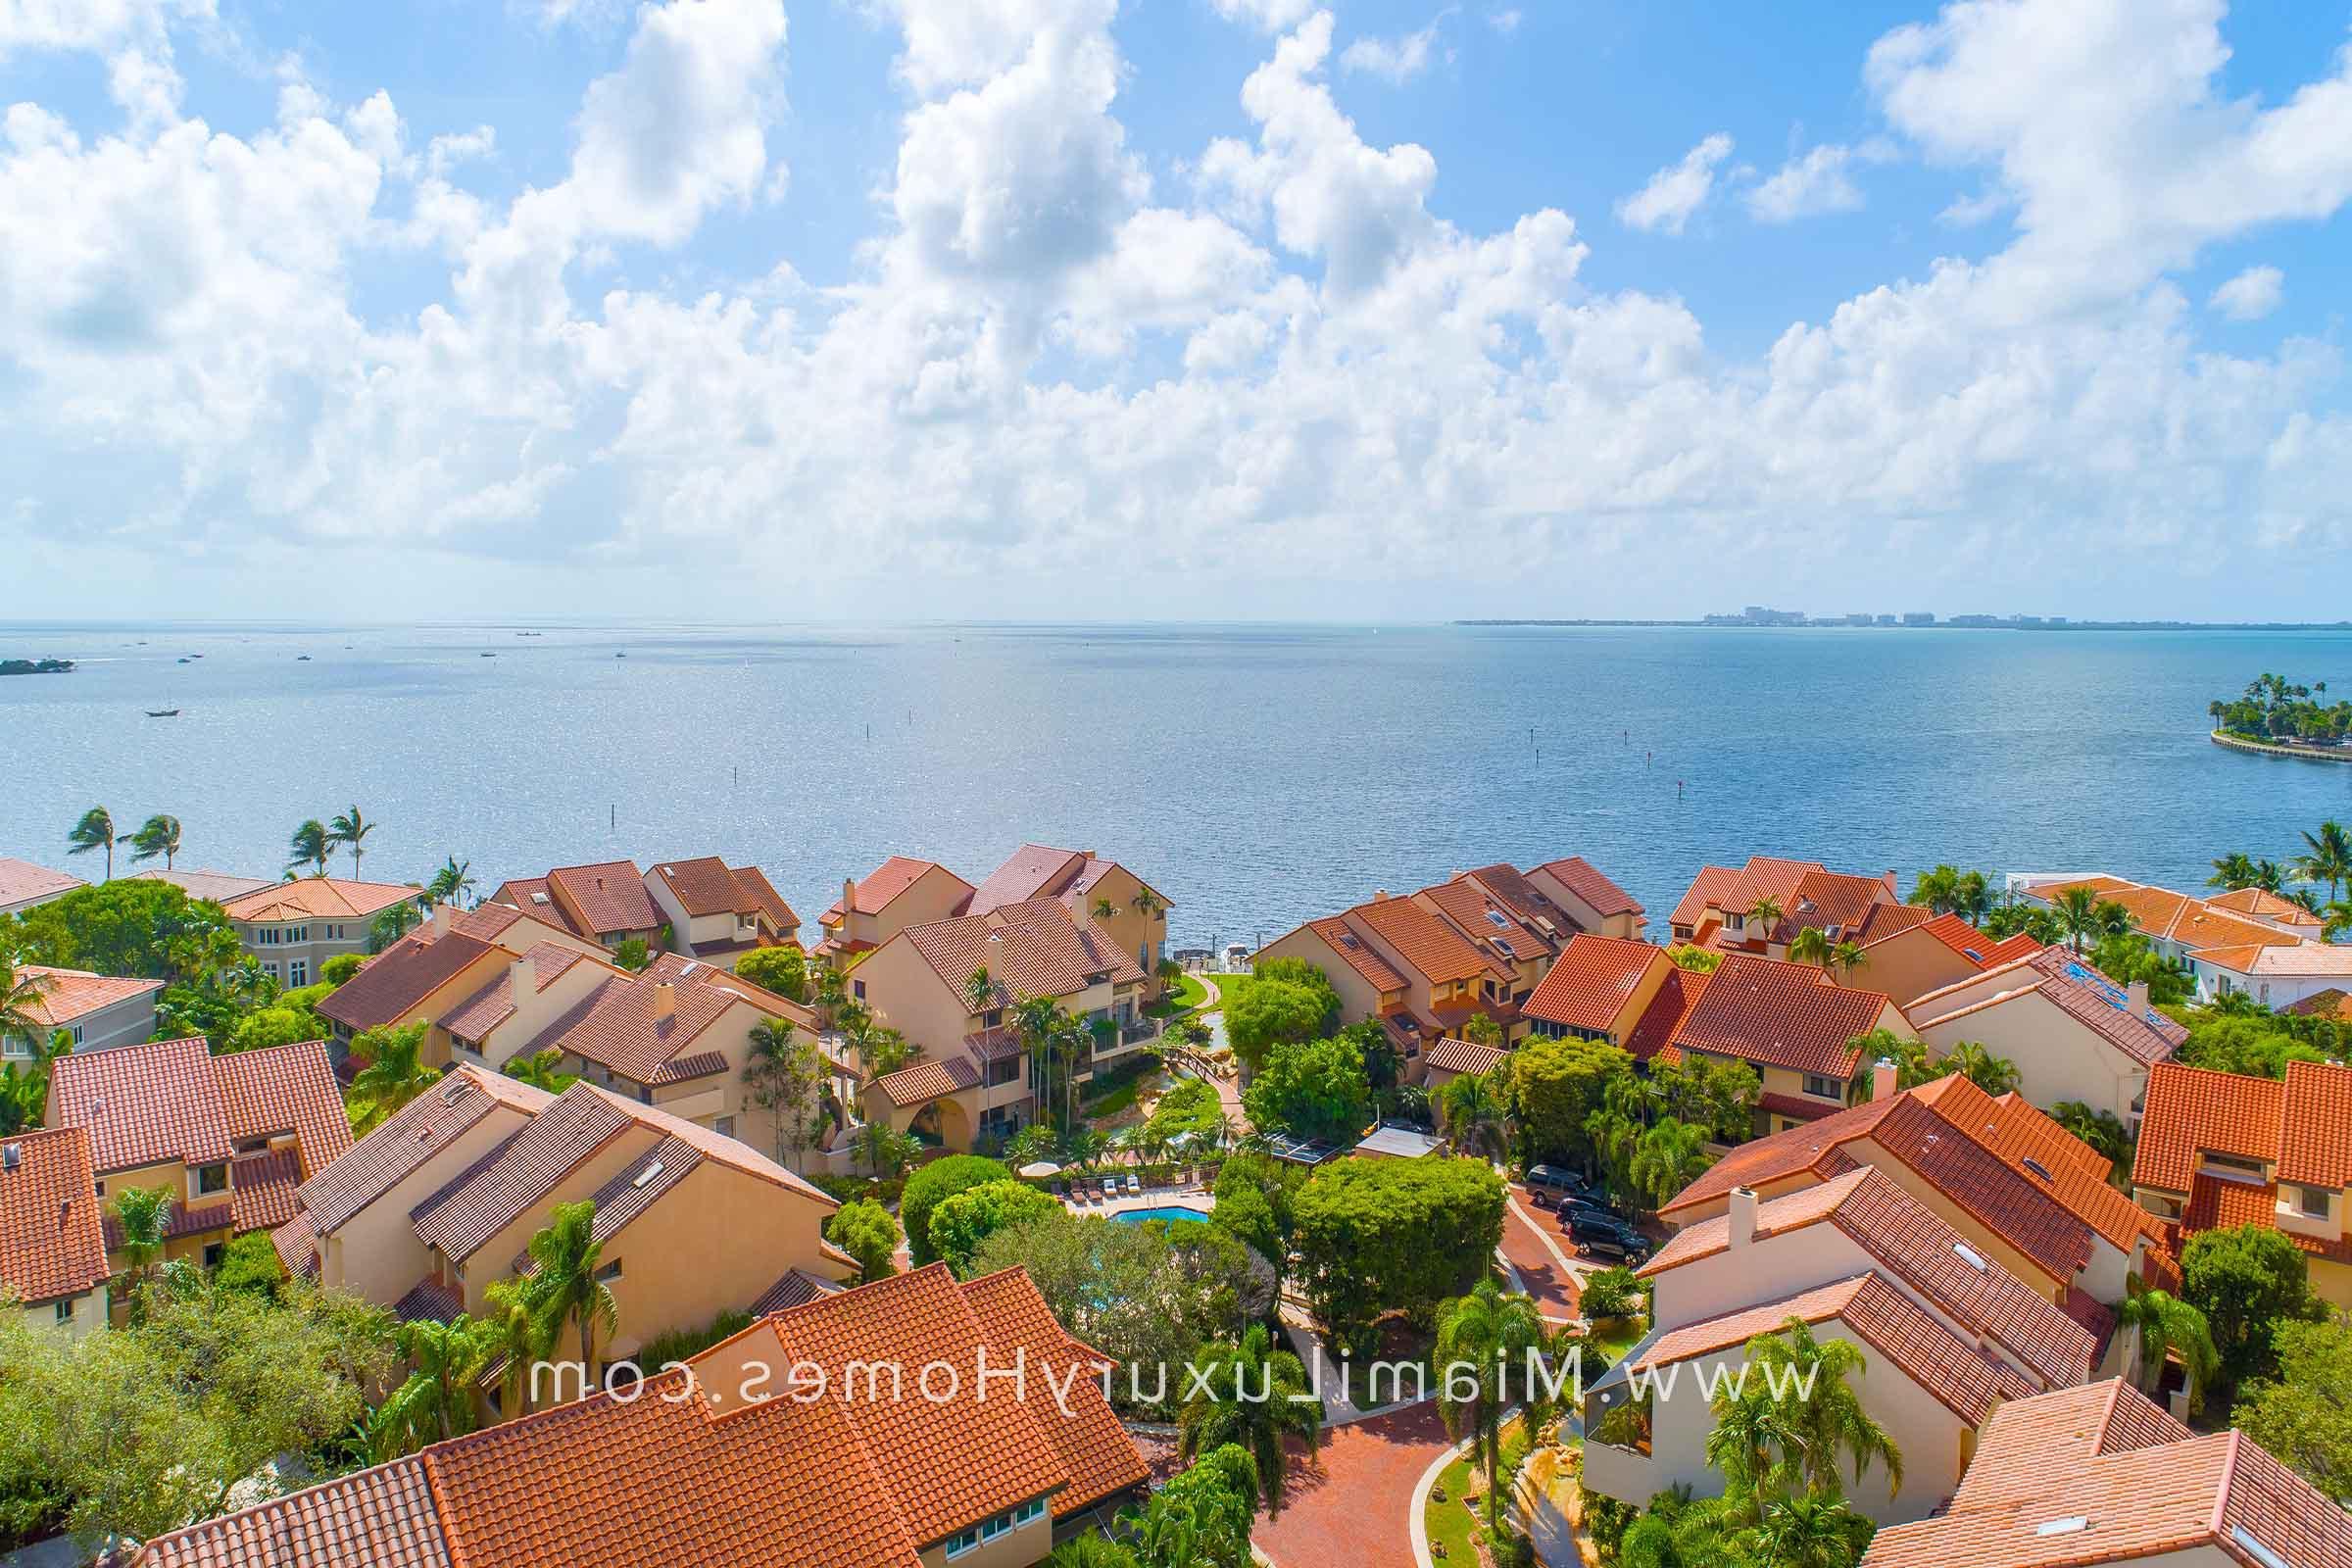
[567,1136,703,1251]
[123,867,273,903]
[296,1064,550,1236]
[220,878,420,923]
[2279,1058,2352,1187]
[1768,869,1892,943]
[436,944,605,1043]
[2200,942,2352,977]
[2044,878,2305,957]
[229,1148,305,1233]
[2024,948,2188,1065]
[1535,856,1643,918]
[13,965,162,1027]
[1662,1094,1903,1216]
[1624,966,1708,1062]
[1303,916,1407,992]
[1720,856,1824,917]
[410,1085,636,1261]
[830,856,967,920]
[2132,1061,2285,1193]
[965,845,1090,916]
[1916,1077,2163,1250]
[1864,1097,2095,1279]
[903,900,1145,1010]
[47,1035,245,1174]
[2207,886,2328,926]
[650,856,752,917]
[272,1209,319,1278]
[1668,865,1739,930]
[522,956,767,1087]
[1640,1167,1872,1277]
[0,1125,110,1304]
[132,1456,456,1568]
[545,860,659,935]
[751,1265,848,1314]
[1671,954,1891,1079]
[874,1054,983,1108]
[1863,1382,2352,1568]
[394,1275,466,1325]
[1420,875,1559,970]
[1461,863,1577,935]
[1909,911,1998,961]
[2180,1171,2352,1265]
[1348,896,1489,987]
[214,1039,354,1172]
[1853,903,1936,944]
[0,858,83,908]
[962,1266,1152,1514]
[1635,1271,2037,1426]
[1521,934,1660,1033]
[317,931,500,1034]
[729,864,799,932]
[1757,1089,1844,1123]
[1423,1037,1510,1077]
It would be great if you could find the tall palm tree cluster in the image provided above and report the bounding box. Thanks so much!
[65,807,183,880]
[284,806,376,878]
[2211,819,2352,936]
[1907,865,1993,922]
[367,1200,617,1459]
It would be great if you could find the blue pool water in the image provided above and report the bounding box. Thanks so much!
[1112,1205,1213,1225]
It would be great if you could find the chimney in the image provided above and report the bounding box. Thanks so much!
[843,877,858,916]
[511,952,536,1000]
[1883,870,1898,895]
[2128,979,2149,1011]
[1374,889,1390,902]
[652,981,675,1020]
[1873,1057,1900,1102]
[431,904,455,938]
[1728,1186,1758,1248]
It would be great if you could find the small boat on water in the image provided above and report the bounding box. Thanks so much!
[145,709,178,718]
[296,655,311,662]
[480,652,497,658]
[176,657,191,664]
[614,652,627,659]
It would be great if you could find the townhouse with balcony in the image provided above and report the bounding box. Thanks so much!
[130,1262,1149,1568]
[643,857,801,966]
[272,1067,852,1369]
[43,1036,352,1297]
[1666,857,1899,954]
[0,1125,113,1339]
[1584,1165,2104,1524]
[853,899,1148,1152]
[1906,945,2185,1126]
[314,901,606,1060]
[2131,1057,2352,1310]
[1519,935,1684,1054]
[962,844,1175,999]
[3,965,161,1056]
[218,877,428,989]
[486,859,666,951]
[2010,873,2350,1006]
[1861,1380,2350,1568]
[1652,953,1915,1135]
[815,856,978,960]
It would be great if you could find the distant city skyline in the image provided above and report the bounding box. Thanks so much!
[1,0,2349,621]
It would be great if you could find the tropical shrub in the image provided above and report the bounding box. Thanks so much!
[924,1179,1062,1276]
[825,1200,901,1283]
[2181,1223,2323,1386]
[1241,1034,1370,1144]
[1292,1156,1504,1357]
[900,1154,1013,1266]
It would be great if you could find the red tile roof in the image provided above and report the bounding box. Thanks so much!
[548,860,660,936]
[47,1035,348,1183]
[318,930,502,1034]
[963,845,1090,916]
[1419,875,1558,969]
[1768,869,1892,943]
[0,1125,110,1304]
[902,900,1145,1009]
[2180,1170,2352,1265]
[1864,1097,2095,1279]
[2132,1060,2290,1194]
[1852,903,1936,944]
[1719,856,1824,917]
[0,858,84,908]
[435,944,608,1043]
[523,955,778,1087]
[410,1085,637,1261]
[1670,953,1891,1079]
[213,1039,355,1173]
[1623,966,1708,1062]
[1303,915,1407,993]
[1757,1089,1844,1123]
[220,878,420,923]
[1423,1037,1510,1077]
[1535,856,1642,918]
[1668,865,1740,931]
[229,1148,306,1233]
[294,1065,551,1237]
[830,856,967,920]
[13,965,162,1027]
[1462,863,1578,934]
[1348,896,1489,987]
[133,1456,456,1568]
[873,1054,982,1108]
[1915,1076,2163,1250]
[1521,935,1660,1033]
[962,1266,1154,1515]
[2280,1057,2352,1188]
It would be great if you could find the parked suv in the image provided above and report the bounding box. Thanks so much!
[1524,1164,1599,1209]
[1566,1210,1652,1264]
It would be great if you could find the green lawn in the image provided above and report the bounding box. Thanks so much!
[1202,972,1250,1012]
[1592,1316,1650,1361]
[1423,1419,1532,1565]
[1145,971,1210,1017]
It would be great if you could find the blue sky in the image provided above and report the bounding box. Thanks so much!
[1,0,2349,621]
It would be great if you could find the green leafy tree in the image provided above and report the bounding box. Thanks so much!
[1667,944,1721,972]
[1222,964,1338,1072]
[1938,1040,2020,1096]
[1242,1033,1371,1144]
[2179,1013,2330,1078]
[226,997,330,1055]
[1751,1494,1875,1568]
[349,1021,437,1131]
[1629,1116,1714,1212]
[64,807,117,881]
[213,1232,286,1299]
[1209,1152,1300,1274]
[1462,1011,1504,1048]
[2117,1284,2219,1415]
[1580,1266,1648,1322]
[1177,1323,1319,1517]
[851,1121,922,1182]
[2053,884,2107,954]
[367,903,422,954]
[0,956,49,1062]
[925,1178,1062,1276]
[1435,1282,1557,1530]
[825,1199,902,1283]
[124,813,182,870]
[734,945,808,1001]
[527,1200,617,1377]
[1506,1034,1633,1167]
[1787,924,1833,968]
[288,818,331,877]
[320,953,366,987]
[901,1153,1013,1265]
[2233,1313,2352,1504]
[2181,1223,2322,1386]
[326,806,375,878]
[1,879,233,980]
[502,1047,575,1093]
[2051,1101,2133,1183]
[1652,1054,1761,1143]
[1292,1156,1504,1357]
[742,1016,825,1171]
[2211,853,2261,891]
[480,1277,549,1421]
[612,935,652,972]
[1126,1449,1256,1567]
[1705,1383,1809,1522]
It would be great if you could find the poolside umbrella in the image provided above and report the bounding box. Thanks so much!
[1019,1160,1062,1179]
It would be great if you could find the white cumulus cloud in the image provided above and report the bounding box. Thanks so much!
[2209,265,2283,321]
[1617,132,1733,234]
[1341,19,1444,84]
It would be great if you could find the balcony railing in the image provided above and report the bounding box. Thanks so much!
[1118,1018,1161,1046]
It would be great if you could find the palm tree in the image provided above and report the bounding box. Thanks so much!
[327,806,375,878]
[1437,1069,1509,1163]
[1939,1040,2020,1096]
[2053,885,2102,954]
[66,807,118,880]
[1630,1117,1713,1212]
[504,1048,573,1093]
[2325,901,2352,943]
[852,1121,921,1181]
[288,818,331,877]
[528,1200,617,1381]
[1434,1282,1553,1530]
[2210,853,2260,891]
[1909,865,1958,913]
[481,1278,548,1421]
[964,966,995,1016]
[743,1017,822,1170]
[1787,925,1832,968]
[0,957,48,1055]
[1130,887,1165,921]
[2052,1101,2134,1183]
[2296,821,2352,905]
[2254,858,2286,894]
[1014,995,1071,1127]
[1746,894,1785,946]
[1828,940,1868,981]
[374,1315,490,1457]
[1092,897,1116,921]
[1748,1316,1903,1502]
[112,1186,173,1316]
[1949,870,1992,924]
[426,856,475,906]
[1703,1384,1809,1521]
[125,813,182,870]
[2117,1285,2219,1416]
[1177,1323,1320,1518]
[349,1026,439,1130]
[1753,1494,1876,1568]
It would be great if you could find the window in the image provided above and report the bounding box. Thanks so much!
[93,1180,105,1198]
[1,1035,26,1060]
[202,1243,224,1270]
[982,1007,1002,1027]
[853,979,866,1000]
[288,960,308,988]
[263,961,280,982]
[945,1498,1047,1558]
[2299,1185,2331,1218]
[54,1299,74,1325]
[69,1024,84,1045]
[594,1259,623,1283]
[713,1116,735,1139]
[1802,1074,1841,1100]
[196,1162,228,1196]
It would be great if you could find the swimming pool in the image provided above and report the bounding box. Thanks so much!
[1112,1205,1213,1225]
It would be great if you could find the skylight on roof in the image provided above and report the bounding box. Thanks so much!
[1953,1242,1988,1270]
[2232,1527,2291,1568]
[530,892,549,904]
[2034,1518,2089,1538]
[2023,1156,2053,1181]
[1487,909,1509,928]
[631,1159,665,1189]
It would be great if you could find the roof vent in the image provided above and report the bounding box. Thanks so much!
[2023,1155,2053,1181]
[1954,1242,1988,1270]
[2,1145,19,1173]
[631,1159,665,1189]
[2232,1527,2291,1568]
[2034,1518,2089,1539]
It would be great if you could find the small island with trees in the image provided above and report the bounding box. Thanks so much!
[0,658,73,676]
[2210,672,2352,762]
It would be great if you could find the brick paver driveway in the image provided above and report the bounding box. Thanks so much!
[1252,1401,1453,1568]
[1498,1187,1583,1324]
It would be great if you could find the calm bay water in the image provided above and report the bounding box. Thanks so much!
[3,621,2349,951]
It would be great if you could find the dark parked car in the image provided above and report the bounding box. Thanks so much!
[1566,1210,1652,1263]
[1524,1164,1600,1208]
